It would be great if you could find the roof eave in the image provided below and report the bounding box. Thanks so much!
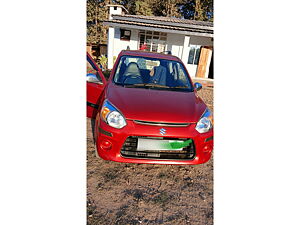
[103,21,213,38]
[112,15,213,31]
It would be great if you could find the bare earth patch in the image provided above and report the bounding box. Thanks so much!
[87,88,213,225]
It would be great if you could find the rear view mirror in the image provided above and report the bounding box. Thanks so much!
[87,73,102,84]
[194,82,202,91]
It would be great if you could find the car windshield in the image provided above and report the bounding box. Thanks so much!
[113,55,193,92]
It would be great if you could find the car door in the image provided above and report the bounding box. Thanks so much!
[87,52,107,118]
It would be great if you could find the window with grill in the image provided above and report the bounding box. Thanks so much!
[138,31,167,53]
[188,45,201,65]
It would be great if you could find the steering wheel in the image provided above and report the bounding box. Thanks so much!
[122,74,143,84]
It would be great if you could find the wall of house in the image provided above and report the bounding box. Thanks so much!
[166,34,212,78]
[185,36,213,78]
[107,28,139,69]
[107,27,115,69]
[109,6,123,19]
[166,33,184,58]
[113,28,139,53]
[190,36,213,46]
[107,28,213,79]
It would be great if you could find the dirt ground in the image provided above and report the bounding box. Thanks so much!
[87,88,213,225]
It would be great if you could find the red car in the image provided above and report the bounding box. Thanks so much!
[87,50,213,165]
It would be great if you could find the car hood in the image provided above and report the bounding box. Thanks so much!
[105,83,207,123]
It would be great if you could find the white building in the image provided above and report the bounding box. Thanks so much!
[103,5,214,79]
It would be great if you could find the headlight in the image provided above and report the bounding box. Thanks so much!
[195,108,213,133]
[100,100,126,129]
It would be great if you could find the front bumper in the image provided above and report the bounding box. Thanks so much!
[95,119,213,165]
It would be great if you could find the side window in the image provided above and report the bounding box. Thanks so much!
[176,63,190,87]
[87,59,103,83]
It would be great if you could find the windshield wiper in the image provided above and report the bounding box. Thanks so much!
[123,83,170,89]
[123,83,146,88]
[170,86,193,92]
[171,86,189,89]
[123,83,189,90]
[144,83,170,89]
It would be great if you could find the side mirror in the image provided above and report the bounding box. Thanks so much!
[87,73,102,84]
[194,82,202,91]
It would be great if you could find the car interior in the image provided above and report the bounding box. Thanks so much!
[115,57,189,88]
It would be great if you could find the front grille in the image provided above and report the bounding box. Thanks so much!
[120,136,195,160]
[133,120,189,127]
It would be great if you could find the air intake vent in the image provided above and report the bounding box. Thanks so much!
[120,136,195,160]
[133,120,189,127]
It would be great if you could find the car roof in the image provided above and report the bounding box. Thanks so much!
[119,50,181,61]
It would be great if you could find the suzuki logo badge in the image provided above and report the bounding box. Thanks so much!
[160,128,166,135]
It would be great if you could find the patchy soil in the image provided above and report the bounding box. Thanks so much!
[87,88,213,225]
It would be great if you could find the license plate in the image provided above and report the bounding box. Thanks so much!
[137,138,189,151]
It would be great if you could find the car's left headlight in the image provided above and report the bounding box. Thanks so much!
[100,100,127,129]
[195,108,213,134]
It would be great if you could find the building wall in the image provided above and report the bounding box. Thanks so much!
[185,36,213,78]
[113,28,139,53]
[109,6,123,19]
[107,28,213,79]
[107,27,115,69]
[190,36,213,46]
[166,34,213,78]
[166,33,184,59]
[107,28,139,68]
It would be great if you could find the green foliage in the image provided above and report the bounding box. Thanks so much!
[180,0,213,21]
[87,0,111,44]
[195,0,213,21]
[135,1,153,16]
[98,55,108,70]
[195,0,205,20]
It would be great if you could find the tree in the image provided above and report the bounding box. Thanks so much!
[134,1,154,16]
[117,0,182,18]
[87,0,213,46]
[194,0,204,20]
[87,0,111,44]
[195,0,213,21]
[179,0,213,21]
[152,0,182,17]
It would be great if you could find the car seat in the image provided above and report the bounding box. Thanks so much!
[152,65,167,86]
[122,62,143,84]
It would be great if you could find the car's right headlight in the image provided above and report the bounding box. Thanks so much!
[195,108,213,134]
[100,100,127,129]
